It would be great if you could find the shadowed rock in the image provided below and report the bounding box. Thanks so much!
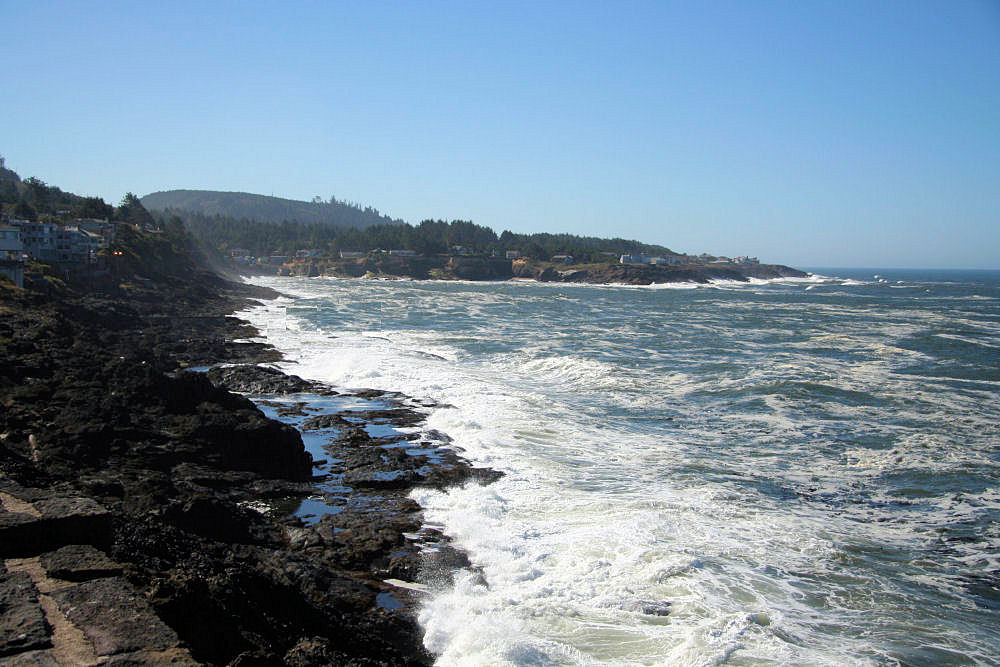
[0,488,111,559]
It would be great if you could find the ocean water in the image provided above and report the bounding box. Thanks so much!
[239,269,1000,666]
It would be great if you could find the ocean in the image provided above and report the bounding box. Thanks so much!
[239,268,1000,666]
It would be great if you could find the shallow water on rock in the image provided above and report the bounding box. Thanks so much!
[241,269,1000,666]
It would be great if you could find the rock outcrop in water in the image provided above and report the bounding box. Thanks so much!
[0,229,498,665]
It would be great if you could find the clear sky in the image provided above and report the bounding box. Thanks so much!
[3,1,998,268]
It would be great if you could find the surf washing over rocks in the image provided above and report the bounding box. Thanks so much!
[239,269,1000,666]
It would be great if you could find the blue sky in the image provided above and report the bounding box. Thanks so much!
[3,1,998,268]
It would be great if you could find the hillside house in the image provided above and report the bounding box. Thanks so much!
[54,227,92,264]
[74,219,117,243]
[9,220,101,264]
[339,250,366,259]
[551,255,574,264]
[11,220,59,262]
[505,250,521,260]
[388,249,416,257]
[76,228,106,263]
[0,225,24,287]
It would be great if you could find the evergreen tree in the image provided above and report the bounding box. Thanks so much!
[117,192,157,228]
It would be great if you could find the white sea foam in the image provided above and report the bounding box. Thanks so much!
[237,274,1000,665]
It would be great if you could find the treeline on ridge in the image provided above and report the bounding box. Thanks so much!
[140,189,403,230]
[156,209,678,263]
[0,163,157,230]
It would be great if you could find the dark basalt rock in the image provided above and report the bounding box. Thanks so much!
[300,413,352,431]
[206,364,331,395]
[1,649,60,665]
[50,577,182,656]
[0,255,498,665]
[0,572,51,657]
[312,499,424,572]
[340,407,425,427]
[0,488,112,559]
[40,544,123,582]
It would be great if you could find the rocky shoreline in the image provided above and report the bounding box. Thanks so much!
[260,254,808,284]
[1,251,497,664]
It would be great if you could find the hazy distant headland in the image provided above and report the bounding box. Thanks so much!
[141,189,805,285]
[142,189,402,230]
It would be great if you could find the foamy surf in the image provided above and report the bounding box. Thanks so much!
[238,271,1000,666]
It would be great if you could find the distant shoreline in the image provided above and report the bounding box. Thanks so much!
[243,255,809,285]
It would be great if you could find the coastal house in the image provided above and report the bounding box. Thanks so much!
[53,227,92,264]
[551,255,574,264]
[339,250,366,259]
[450,245,470,256]
[10,220,97,265]
[11,219,59,263]
[229,248,250,258]
[296,248,322,258]
[505,250,521,260]
[0,225,25,287]
[735,256,759,265]
[77,228,106,263]
[388,249,416,257]
[74,218,117,243]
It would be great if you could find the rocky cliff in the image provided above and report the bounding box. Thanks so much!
[0,228,492,665]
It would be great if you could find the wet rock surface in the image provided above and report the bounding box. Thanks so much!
[0,266,500,664]
[206,364,333,396]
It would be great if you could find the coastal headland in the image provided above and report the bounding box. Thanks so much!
[0,225,497,665]
[261,254,808,284]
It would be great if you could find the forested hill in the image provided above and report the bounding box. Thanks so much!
[141,190,403,229]
[163,210,679,263]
